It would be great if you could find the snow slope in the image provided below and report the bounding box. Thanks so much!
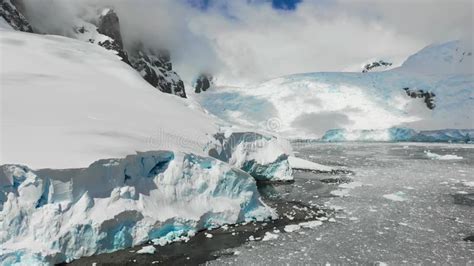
[0,28,217,169]
[0,26,294,181]
[195,40,473,139]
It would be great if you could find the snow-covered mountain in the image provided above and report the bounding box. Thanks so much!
[0,0,32,32]
[401,40,473,75]
[72,8,187,98]
[4,1,188,98]
[195,40,473,139]
[0,5,297,264]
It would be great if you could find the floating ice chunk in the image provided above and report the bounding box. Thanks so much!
[462,181,474,187]
[288,156,335,173]
[424,151,463,160]
[205,233,213,238]
[262,232,279,241]
[136,245,156,254]
[383,191,407,202]
[299,220,323,229]
[284,224,301,233]
[339,181,363,189]
[330,189,350,197]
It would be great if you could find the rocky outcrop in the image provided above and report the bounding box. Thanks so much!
[97,9,122,48]
[403,87,436,109]
[362,60,392,73]
[0,0,33,32]
[194,74,213,93]
[130,47,186,98]
[72,8,186,98]
[95,9,130,65]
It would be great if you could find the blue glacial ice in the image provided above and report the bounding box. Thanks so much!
[320,128,473,143]
[0,151,276,265]
[209,132,293,181]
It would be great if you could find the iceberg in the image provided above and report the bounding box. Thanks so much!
[0,151,276,264]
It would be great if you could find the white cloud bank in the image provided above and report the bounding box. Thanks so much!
[21,0,473,84]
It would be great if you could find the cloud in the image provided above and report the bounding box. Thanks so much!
[19,0,473,85]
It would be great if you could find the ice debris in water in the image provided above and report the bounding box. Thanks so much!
[262,232,279,241]
[136,245,156,254]
[284,224,301,233]
[383,191,408,202]
[424,151,463,160]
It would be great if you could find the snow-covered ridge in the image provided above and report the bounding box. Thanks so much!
[320,128,473,143]
[0,23,295,179]
[0,28,216,169]
[0,151,275,264]
[400,40,473,75]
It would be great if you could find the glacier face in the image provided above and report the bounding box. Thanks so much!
[209,132,293,181]
[0,151,275,264]
[320,128,473,143]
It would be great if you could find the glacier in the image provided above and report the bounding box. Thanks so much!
[193,40,473,139]
[0,151,275,264]
[320,128,473,143]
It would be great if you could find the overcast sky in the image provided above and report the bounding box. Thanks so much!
[23,0,473,84]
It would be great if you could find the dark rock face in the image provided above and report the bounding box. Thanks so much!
[130,47,186,98]
[97,9,123,48]
[194,74,213,93]
[98,39,131,65]
[0,0,33,32]
[71,8,186,98]
[403,87,436,109]
[95,9,130,65]
[95,9,186,98]
[362,60,392,73]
